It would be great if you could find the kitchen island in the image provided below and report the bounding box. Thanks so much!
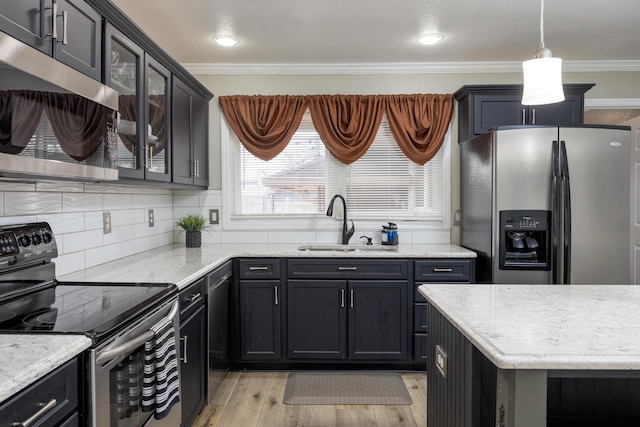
[419,284,640,427]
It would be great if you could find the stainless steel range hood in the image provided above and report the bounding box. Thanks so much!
[0,32,119,182]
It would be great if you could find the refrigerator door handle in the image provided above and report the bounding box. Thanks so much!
[551,140,560,284]
[560,140,572,284]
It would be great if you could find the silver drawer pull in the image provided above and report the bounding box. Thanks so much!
[338,266,358,271]
[188,292,201,302]
[249,266,269,271]
[433,268,453,273]
[14,398,57,427]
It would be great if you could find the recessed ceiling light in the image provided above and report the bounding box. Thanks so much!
[417,33,444,45]
[213,36,238,47]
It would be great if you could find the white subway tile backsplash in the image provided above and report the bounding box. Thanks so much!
[144,232,172,251]
[36,182,84,192]
[104,225,135,245]
[63,193,103,212]
[132,194,173,208]
[62,229,104,253]
[268,230,316,244]
[54,251,85,276]
[111,209,145,227]
[118,238,146,258]
[36,213,85,234]
[4,192,62,215]
[173,192,201,207]
[103,194,133,210]
[85,244,120,268]
[0,182,36,192]
[0,193,3,216]
[0,215,38,226]
[199,191,222,207]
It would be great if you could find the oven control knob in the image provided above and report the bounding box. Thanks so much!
[42,231,53,244]
[31,234,42,245]
[18,235,31,247]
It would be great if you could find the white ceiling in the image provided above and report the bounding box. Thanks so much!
[111,0,640,71]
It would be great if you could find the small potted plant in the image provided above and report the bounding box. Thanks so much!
[175,214,211,247]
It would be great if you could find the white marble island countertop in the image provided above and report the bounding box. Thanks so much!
[0,334,91,404]
[419,284,640,371]
[61,243,475,290]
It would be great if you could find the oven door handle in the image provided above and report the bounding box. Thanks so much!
[96,300,179,365]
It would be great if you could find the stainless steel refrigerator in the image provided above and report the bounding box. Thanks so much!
[460,125,631,284]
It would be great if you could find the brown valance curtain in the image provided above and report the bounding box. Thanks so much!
[148,94,166,156]
[219,95,308,161]
[43,92,109,162]
[0,90,111,161]
[385,94,454,165]
[219,93,454,165]
[0,91,44,154]
[308,95,385,165]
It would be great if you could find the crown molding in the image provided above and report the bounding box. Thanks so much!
[585,98,640,109]
[183,60,640,75]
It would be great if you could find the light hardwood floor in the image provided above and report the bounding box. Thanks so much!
[193,371,427,427]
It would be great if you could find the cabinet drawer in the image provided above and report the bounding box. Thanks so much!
[415,260,473,282]
[179,277,206,319]
[238,258,280,279]
[414,333,428,363]
[288,259,408,280]
[0,358,79,427]
[414,303,428,333]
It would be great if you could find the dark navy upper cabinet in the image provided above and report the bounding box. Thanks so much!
[0,0,101,80]
[454,84,594,143]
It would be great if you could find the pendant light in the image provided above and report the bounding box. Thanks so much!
[522,0,565,105]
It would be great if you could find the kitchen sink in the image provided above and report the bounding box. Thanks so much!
[297,244,399,252]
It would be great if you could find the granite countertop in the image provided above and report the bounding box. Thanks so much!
[60,242,476,290]
[0,334,92,404]
[419,284,640,371]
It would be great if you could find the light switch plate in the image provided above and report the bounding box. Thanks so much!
[103,212,111,234]
[209,209,219,224]
[148,209,155,227]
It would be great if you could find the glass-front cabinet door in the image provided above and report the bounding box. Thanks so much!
[144,56,171,181]
[105,24,171,182]
[105,24,144,180]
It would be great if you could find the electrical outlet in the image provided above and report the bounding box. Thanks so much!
[103,212,112,234]
[209,209,219,224]
[454,209,461,226]
[148,209,155,227]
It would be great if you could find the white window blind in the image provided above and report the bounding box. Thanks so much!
[227,109,445,220]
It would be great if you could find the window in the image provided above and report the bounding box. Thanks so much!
[226,109,448,221]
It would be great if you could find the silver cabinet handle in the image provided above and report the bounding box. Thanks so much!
[180,335,188,364]
[249,266,269,271]
[340,288,345,308]
[188,292,201,302]
[195,159,200,177]
[521,108,526,125]
[13,398,57,427]
[433,268,453,273]
[47,4,58,40]
[274,286,279,305]
[338,266,358,271]
[531,108,536,124]
[350,289,354,308]
[60,10,68,45]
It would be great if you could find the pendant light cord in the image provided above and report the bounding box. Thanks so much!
[539,0,545,49]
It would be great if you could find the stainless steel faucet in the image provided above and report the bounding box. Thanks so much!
[326,194,355,245]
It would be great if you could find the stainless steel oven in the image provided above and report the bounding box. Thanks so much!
[0,222,181,427]
[90,298,180,427]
